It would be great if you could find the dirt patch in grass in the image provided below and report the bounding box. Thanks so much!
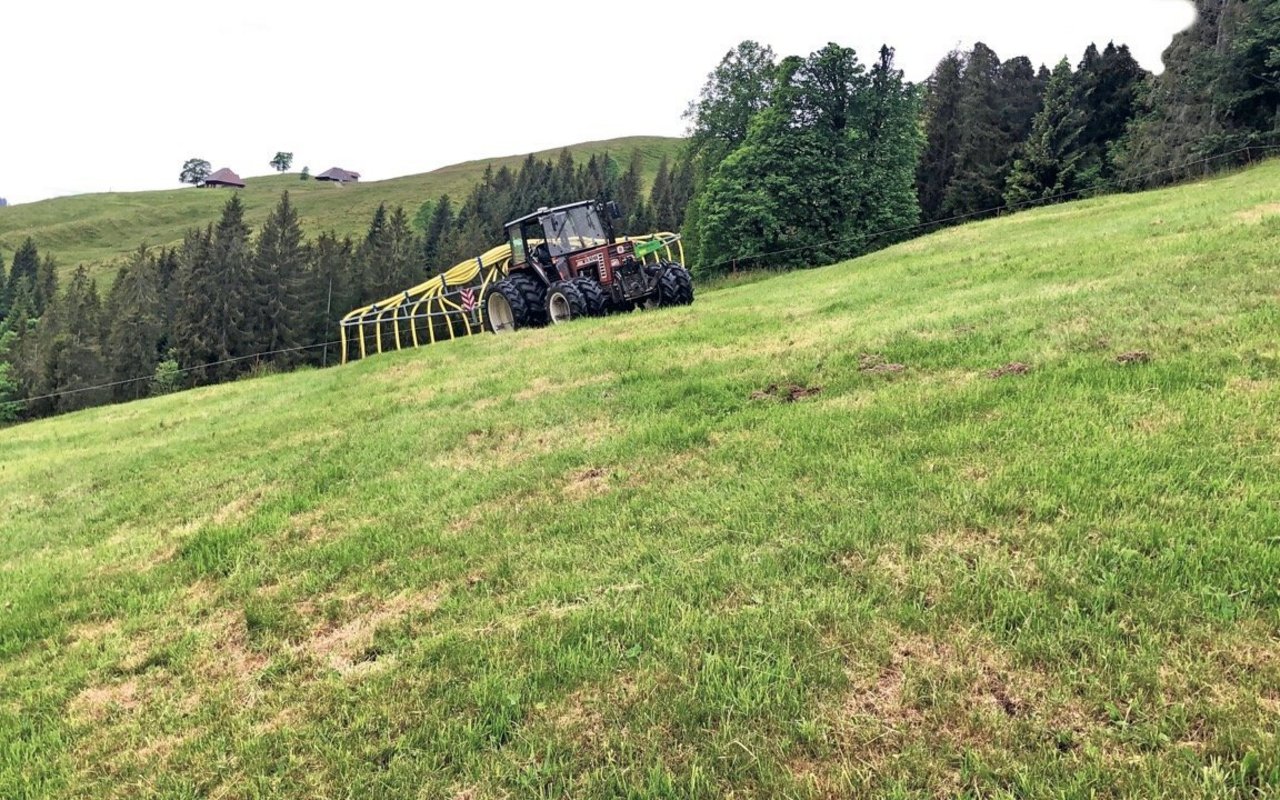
[69,679,139,722]
[750,384,823,402]
[858,353,906,374]
[987,362,1031,379]
[563,467,611,499]
[299,590,441,674]
[824,627,1082,777]
[1227,376,1274,396]
[514,373,612,401]
[212,488,268,525]
[1115,350,1151,365]
[1234,202,1280,223]
[434,419,618,471]
[199,610,270,686]
[1131,408,1184,436]
[68,618,123,647]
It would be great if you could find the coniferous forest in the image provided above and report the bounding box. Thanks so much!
[2,0,1277,424]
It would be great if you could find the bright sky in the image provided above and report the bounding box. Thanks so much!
[1,0,1197,205]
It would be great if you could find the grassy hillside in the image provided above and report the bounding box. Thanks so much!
[3,163,1280,798]
[0,136,683,279]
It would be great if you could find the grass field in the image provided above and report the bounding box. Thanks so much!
[0,136,682,281]
[2,162,1279,798]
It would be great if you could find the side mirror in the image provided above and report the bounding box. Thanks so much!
[606,201,622,220]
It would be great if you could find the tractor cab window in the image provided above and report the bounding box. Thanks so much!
[509,228,526,264]
[543,205,608,257]
[521,221,547,265]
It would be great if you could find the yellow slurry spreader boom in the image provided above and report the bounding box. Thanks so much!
[339,200,692,364]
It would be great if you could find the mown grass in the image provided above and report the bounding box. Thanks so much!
[0,136,682,281]
[2,163,1279,798]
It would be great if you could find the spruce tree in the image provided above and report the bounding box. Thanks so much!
[1076,42,1147,183]
[942,43,1010,218]
[301,232,354,366]
[24,266,110,414]
[917,51,966,222]
[860,46,923,247]
[6,239,40,316]
[617,150,644,232]
[172,226,222,384]
[209,194,254,370]
[649,155,676,231]
[34,256,58,317]
[422,195,455,269]
[550,149,577,204]
[104,248,165,401]
[249,191,305,365]
[387,206,420,291]
[1004,59,1089,205]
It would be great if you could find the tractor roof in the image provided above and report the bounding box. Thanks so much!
[504,200,597,230]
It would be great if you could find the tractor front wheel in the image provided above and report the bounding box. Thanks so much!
[546,281,588,325]
[656,264,695,307]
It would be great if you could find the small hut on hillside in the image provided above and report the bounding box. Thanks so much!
[315,167,361,184]
[203,168,246,188]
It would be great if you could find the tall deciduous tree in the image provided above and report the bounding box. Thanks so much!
[685,41,778,172]
[180,158,212,186]
[696,43,920,274]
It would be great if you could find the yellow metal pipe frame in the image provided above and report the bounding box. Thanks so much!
[339,232,683,364]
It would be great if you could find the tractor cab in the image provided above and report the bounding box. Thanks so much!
[485,199,692,333]
[505,200,618,278]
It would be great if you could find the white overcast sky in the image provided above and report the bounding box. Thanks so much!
[1,0,1196,205]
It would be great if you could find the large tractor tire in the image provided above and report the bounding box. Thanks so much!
[483,279,530,333]
[505,271,549,326]
[656,264,695,307]
[573,277,608,317]
[545,280,588,325]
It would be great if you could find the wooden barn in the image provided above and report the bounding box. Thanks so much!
[316,167,361,184]
[203,168,246,188]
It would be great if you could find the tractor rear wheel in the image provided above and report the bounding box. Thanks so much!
[573,277,608,316]
[545,281,587,325]
[483,280,528,333]
[505,271,549,326]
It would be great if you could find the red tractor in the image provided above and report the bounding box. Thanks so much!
[483,200,694,332]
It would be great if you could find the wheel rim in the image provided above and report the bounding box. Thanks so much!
[548,292,572,324]
[487,293,515,333]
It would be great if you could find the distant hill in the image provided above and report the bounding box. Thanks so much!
[0,136,684,279]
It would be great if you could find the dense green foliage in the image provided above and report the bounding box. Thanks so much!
[3,162,1280,798]
[688,42,921,273]
[1117,0,1280,186]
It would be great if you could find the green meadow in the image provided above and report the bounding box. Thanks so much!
[2,162,1279,798]
[0,136,682,281]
